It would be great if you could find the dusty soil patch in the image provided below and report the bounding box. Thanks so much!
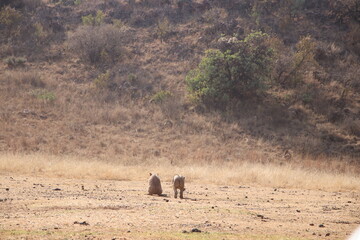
[0,175,359,240]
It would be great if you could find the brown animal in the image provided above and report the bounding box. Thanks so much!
[172,174,185,199]
[148,173,163,195]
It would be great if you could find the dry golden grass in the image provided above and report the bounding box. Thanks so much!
[1,153,359,192]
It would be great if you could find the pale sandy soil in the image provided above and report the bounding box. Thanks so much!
[0,175,359,240]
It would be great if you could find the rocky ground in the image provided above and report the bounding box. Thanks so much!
[0,174,359,240]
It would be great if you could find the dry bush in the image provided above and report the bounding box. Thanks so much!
[346,22,360,55]
[329,0,360,24]
[68,24,126,64]
[156,94,183,121]
[3,56,27,68]
[343,119,360,137]
[21,0,44,11]
[3,70,45,88]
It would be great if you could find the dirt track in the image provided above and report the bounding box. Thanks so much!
[0,175,359,240]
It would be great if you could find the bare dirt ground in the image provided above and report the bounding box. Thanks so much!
[0,174,359,240]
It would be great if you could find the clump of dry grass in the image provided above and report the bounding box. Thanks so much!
[0,153,359,192]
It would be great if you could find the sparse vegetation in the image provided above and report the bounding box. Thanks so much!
[68,24,125,64]
[3,56,26,68]
[0,1,360,238]
[31,89,56,103]
[0,0,359,192]
[82,10,105,26]
[93,71,111,89]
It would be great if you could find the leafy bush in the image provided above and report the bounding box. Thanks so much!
[68,24,125,64]
[82,10,105,26]
[3,56,26,68]
[289,36,318,85]
[186,31,274,106]
[151,90,172,103]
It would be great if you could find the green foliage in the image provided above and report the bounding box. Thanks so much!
[151,90,172,103]
[94,71,110,89]
[186,31,274,106]
[3,56,26,68]
[82,10,105,26]
[288,35,317,86]
[31,89,56,102]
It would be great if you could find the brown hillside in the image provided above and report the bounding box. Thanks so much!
[0,0,359,171]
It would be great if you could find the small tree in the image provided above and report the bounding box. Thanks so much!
[186,31,274,106]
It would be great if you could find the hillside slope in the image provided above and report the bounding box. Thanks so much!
[0,0,359,171]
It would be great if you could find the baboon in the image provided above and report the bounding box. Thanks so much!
[172,174,185,199]
[148,173,163,195]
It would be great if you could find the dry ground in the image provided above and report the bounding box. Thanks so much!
[1,174,359,240]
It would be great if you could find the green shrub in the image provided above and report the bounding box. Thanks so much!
[288,35,318,86]
[186,31,274,106]
[3,56,26,68]
[151,90,172,103]
[31,89,56,102]
[82,10,105,26]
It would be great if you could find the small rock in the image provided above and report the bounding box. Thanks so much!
[310,223,314,226]
[296,210,301,213]
[163,199,169,202]
[326,233,330,237]
[5,188,9,191]
[191,228,201,233]
[53,188,61,191]
[319,224,325,228]
[182,230,188,233]
[74,221,89,226]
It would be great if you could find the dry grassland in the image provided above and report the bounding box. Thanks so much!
[1,153,359,192]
